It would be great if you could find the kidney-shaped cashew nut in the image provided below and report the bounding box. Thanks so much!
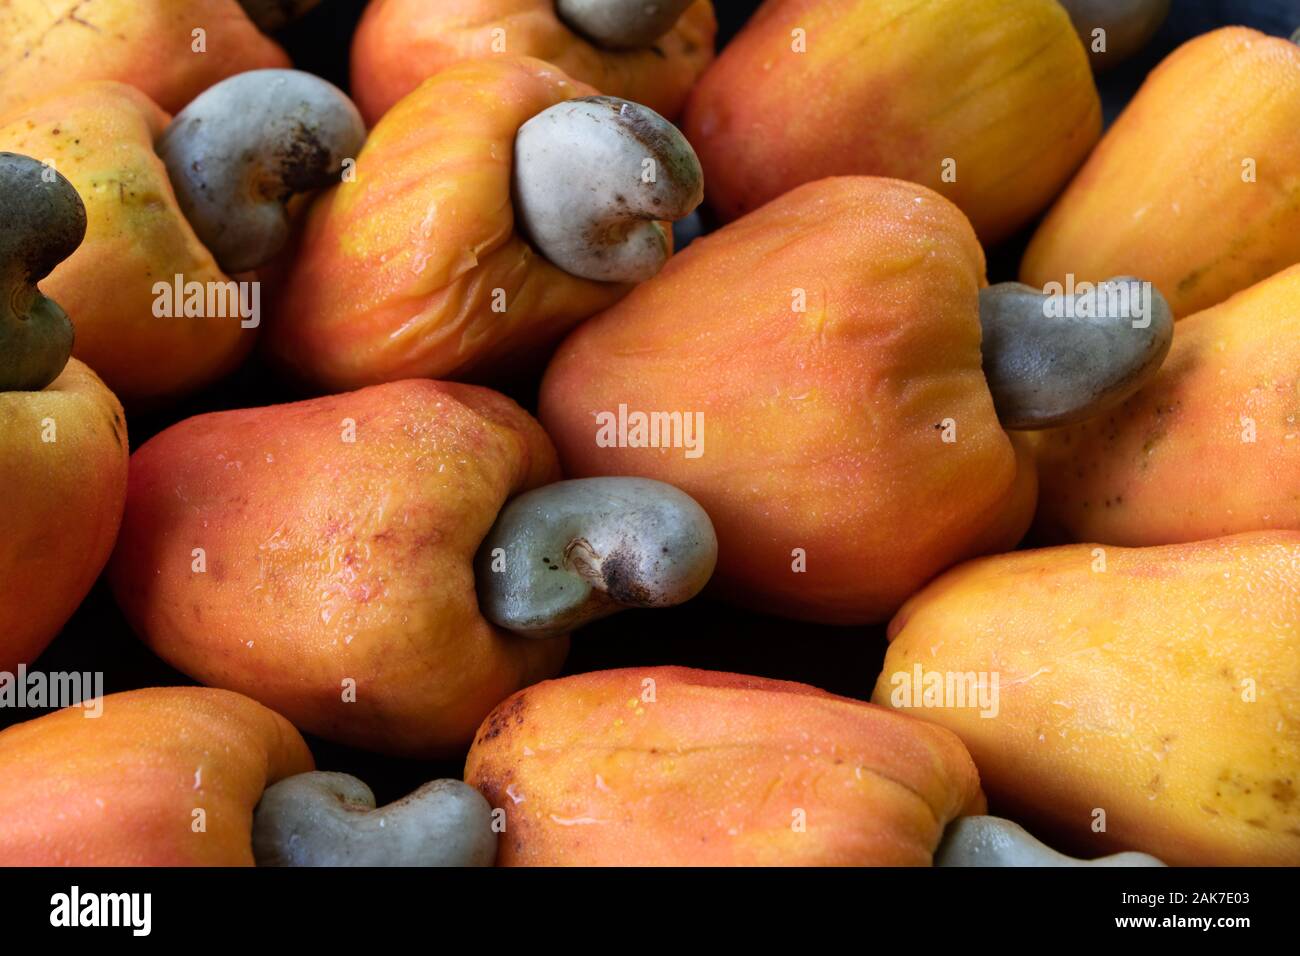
[513,96,703,283]
[979,276,1173,430]
[0,153,86,392]
[252,772,497,866]
[937,815,1166,867]
[476,477,718,639]
[556,0,696,50]
[157,69,365,274]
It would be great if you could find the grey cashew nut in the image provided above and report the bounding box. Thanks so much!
[937,815,1166,867]
[252,772,497,866]
[157,69,365,274]
[557,0,695,50]
[0,153,86,392]
[979,276,1173,430]
[1059,0,1170,69]
[513,96,703,283]
[237,0,323,32]
[476,477,717,639]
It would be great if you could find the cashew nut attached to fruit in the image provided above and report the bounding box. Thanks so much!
[937,815,1166,867]
[979,276,1173,430]
[157,69,365,274]
[513,96,703,283]
[556,0,696,50]
[252,772,497,866]
[476,477,717,639]
[0,153,87,392]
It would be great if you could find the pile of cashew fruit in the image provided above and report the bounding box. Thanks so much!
[0,0,1297,869]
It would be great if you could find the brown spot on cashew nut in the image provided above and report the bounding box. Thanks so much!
[157,69,365,274]
[556,0,695,50]
[0,152,86,392]
[937,815,1166,867]
[252,772,497,866]
[475,477,717,639]
[513,96,703,283]
[979,277,1173,430]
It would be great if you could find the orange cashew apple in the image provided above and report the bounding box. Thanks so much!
[108,379,568,757]
[541,176,1173,623]
[873,531,1300,866]
[1033,263,1300,546]
[0,688,314,866]
[108,378,717,757]
[539,177,1040,624]
[266,56,702,391]
[0,360,128,673]
[350,0,716,126]
[1022,27,1300,318]
[0,0,290,118]
[682,0,1100,242]
[464,666,986,866]
[0,74,364,406]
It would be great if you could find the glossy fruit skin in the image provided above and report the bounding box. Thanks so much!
[0,359,128,673]
[0,0,288,118]
[350,0,716,126]
[465,666,985,866]
[1033,263,1300,546]
[540,177,1037,625]
[1023,27,1300,318]
[108,379,568,758]
[267,57,640,391]
[0,688,313,865]
[0,83,252,406]
[682,0,1100,243]
[873,532,1300,866]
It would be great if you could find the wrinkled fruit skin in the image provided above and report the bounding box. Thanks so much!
[873,532,1300,866]
[682,0,1099,242]
[0,83,253,406]
[1034,264,1300,546]
[540,177,1037,625]
[0,688,313,865]
[465,666,985,866]
[0,359,128,672]
[267,57,639,391]
[350,0,716,126]
[108,379,568,758]
[1023,28,1300,318]
[0,0,289,118]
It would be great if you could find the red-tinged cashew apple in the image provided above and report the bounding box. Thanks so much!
[350,0,716,126]
[682,0,1100,242]
[1023,27,1300,318]
[1034,263,1300,546]
[0,688,314,865]
[108,379,716,757]
[266,57,702,391]
[464,666,986,866]
[0,153,128,673]
[0,72,363,406]
[0,0,291,118]
[874,532,1300,866]
[0,688,502,866]
[540,177,1172,624]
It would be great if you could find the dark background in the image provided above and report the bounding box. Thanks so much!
[8,0,1297,801]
